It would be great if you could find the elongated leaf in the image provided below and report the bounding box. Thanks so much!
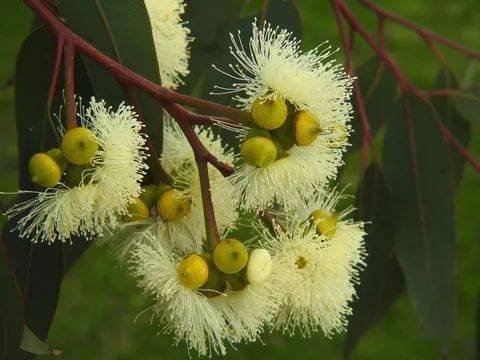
[21,326,61,356]
[477,288,480,359]
[345,163,405,355]
[180,0,243,94]
[453,85,480,124]
[4,27,92,341]
[350,57,400,152]
[0,237,24,359]
[433,69,471,185]
[382,94,456,342]
[57,0,164,151]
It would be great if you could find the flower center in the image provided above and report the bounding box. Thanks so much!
[295,256,307,269]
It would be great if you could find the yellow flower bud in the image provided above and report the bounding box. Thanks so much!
[28,153,62,188]
[294,111,321,146]
[157,188,191,221]
[177,254,209,289]
[61,127,99,165]
[124,197,150,222]
[311,209,338,239]
[213,238,249,274]
[251,96,288,130]
[241,136,277,168]
[46,148,69,172]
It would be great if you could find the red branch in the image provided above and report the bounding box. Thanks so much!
[331,0,480,174]
[63,42,76,129]
[359,0,480,59]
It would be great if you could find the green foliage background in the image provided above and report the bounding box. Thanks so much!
[0,0,479,358]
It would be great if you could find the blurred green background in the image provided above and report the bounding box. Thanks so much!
[1,0,479,359]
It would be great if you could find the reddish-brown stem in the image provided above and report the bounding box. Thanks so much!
[120,83,171,184]
[359,0,480,59]
[332,1,376,170]
[440,124,480,172]
[331,0,480,174]
[63,42,76,129]
[163,103,234,177]
[46,37,64,110]
[163,102,231,248]
[25,0,248,125]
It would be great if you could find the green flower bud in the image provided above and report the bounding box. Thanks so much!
[46,147,69,172]
[61,127,99,165]
[294,111,321,146]
[64,164,93,187]
[124,197,150,222]
[251,95,288,130]
[241,130,277,168]
[213,238,249,274]
[28,153,62,188]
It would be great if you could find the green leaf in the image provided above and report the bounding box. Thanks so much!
[4,27,92,340]
[345,163,405,355]
[350,57,400,152]
[20,326,61,356]
[433,69,471,185]
[0,237,24,359]
[56,0,164,152]
[476,288,480,358]
[453,85,480,124]
[382,94,456,342]
[179,0,243,94]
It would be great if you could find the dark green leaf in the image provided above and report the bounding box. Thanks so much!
[433,69,471,185]
[180,0,243,94]
[57,0,164,152]
[382,94,456,342]
[4,27,92,341]
[21,326,61,356]
[453,85,480,124]
[350,57,400,152]
[0,237,24,359]
[476,288,480,359]
[345,163,405,355]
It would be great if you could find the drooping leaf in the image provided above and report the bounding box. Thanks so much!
[453,85,480,124]
[350,57,400,152]
[345,163,405,355]
[20,326,61,356]
[56,0,164,152]
[3,27,92,341]
[433,69,471,185]
[0,237,24,359]
[382,94,456,342]
[476,288,480,359]
[180,0,243,94]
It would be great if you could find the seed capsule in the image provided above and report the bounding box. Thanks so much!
[139,184,158,209]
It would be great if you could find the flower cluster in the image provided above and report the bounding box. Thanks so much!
[4,10,367,358]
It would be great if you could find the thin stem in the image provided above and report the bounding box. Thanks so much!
[63,42,76,129]
[440,124,480,173]
[46,37,64,110]
[359,0,480,59]
[25,0,248,125]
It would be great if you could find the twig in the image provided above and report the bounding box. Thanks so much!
[63,42,76,129]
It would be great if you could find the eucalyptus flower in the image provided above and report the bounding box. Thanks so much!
[213,20,353,211]
[145,0,192,89]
